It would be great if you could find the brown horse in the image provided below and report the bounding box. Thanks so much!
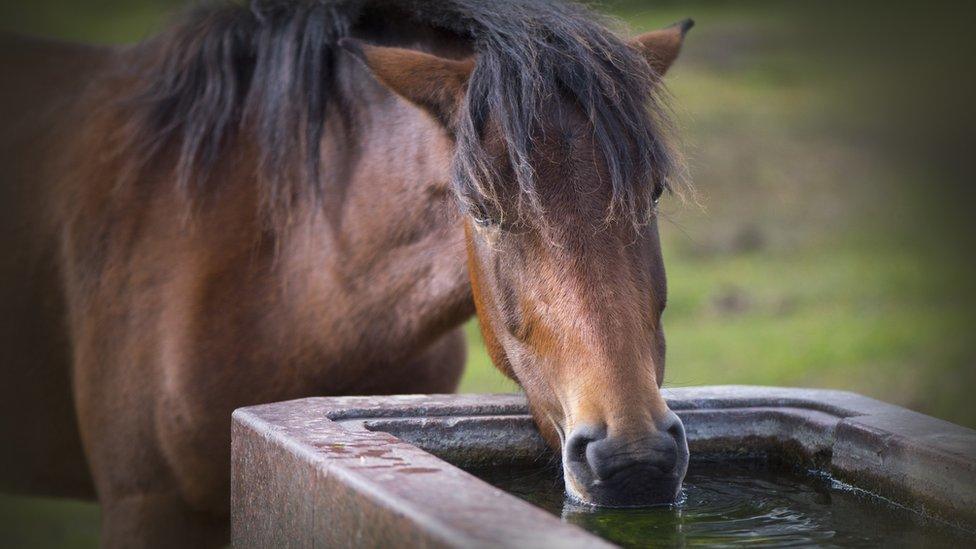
[0,1,690,546]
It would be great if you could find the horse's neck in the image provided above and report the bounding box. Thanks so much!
[280,55,473,359]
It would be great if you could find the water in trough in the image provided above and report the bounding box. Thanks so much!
[469,460,974,547]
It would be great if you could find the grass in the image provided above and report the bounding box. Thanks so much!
[2,1,975,546]
[461,235,976,426]
[0,496,100,548]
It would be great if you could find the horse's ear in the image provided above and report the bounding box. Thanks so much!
[339,38,473,128]
[630,19,694,77]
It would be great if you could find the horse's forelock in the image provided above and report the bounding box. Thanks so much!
[123,0,681,224]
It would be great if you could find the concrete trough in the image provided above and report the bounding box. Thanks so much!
[231,386,976,547]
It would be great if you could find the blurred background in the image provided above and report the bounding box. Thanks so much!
[2,0,975,546]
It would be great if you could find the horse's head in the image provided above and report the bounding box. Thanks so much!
[342,20,691,507]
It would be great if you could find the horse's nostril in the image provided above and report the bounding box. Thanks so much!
[664,412,685,444]
[564,424,605,465]
[658,411,686,448]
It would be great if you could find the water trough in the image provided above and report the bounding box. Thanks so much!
[231,386,976,547]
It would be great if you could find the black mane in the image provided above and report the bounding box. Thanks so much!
[127,0,679,222]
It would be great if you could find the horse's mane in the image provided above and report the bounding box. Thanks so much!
[124,0,679,223]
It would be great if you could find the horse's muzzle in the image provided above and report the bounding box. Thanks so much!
[562,411,689,507]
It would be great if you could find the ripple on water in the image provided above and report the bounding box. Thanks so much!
[467,460,974,548]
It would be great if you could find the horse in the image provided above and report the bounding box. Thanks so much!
[0,0,691,546]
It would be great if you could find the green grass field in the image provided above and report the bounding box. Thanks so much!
[2,1,974,546]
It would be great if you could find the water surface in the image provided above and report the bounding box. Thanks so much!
[469,460,973,547]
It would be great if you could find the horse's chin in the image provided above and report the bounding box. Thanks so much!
[562,468,684,508]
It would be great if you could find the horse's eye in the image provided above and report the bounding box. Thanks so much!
[652,185,665,205]
[468,203,497,227]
